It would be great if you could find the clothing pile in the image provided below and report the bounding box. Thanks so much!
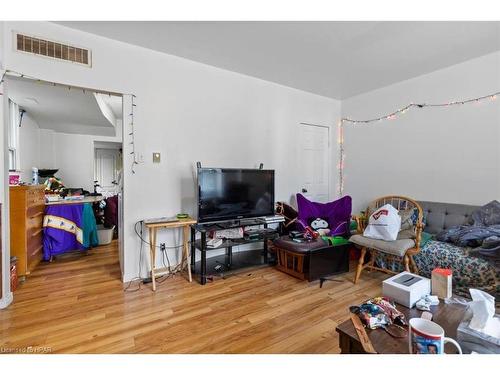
[436,200,500,263]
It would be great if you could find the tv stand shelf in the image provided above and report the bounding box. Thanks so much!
[190,218,278,285]
[194,233,278,251]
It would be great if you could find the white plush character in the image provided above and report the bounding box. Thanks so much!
[310,218,331,236]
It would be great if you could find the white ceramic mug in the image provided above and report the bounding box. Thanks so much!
[409,318,462,354]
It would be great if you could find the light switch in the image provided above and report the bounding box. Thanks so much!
[153,152,161,163]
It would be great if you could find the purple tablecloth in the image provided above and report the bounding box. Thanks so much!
[43,204,85,260]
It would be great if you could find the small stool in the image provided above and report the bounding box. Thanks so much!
[273,237,326,280]
[274,236,351,281]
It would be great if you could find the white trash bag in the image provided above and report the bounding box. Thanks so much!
[363,204,401,241]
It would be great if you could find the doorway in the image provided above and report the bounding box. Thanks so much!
[94,142,122,197]
[298,123,331,203]
[2,74,125,298]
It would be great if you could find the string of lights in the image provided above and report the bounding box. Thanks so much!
[0,69,139,174]
[337,91,500,196]
[129,94,139,174]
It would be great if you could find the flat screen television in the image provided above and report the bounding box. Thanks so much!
[197,168,275,223]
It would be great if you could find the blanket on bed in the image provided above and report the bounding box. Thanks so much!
[375,240,499,300]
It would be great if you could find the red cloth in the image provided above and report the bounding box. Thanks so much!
[104,195,118,228]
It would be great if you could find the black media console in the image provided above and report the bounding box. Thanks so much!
[190,218,279,285]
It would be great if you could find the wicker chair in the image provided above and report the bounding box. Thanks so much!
[350,196,423,283]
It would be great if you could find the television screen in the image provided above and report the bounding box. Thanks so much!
[197,168,275,223]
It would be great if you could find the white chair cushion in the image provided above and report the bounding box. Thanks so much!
[350,234,415,257]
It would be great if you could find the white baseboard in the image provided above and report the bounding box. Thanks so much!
[0,292,13,309]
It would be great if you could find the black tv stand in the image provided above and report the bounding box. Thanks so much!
[190,218,279,285]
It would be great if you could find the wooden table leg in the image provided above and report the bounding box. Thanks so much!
[338,332,352,354]
[149,227,157,291]
[183,225,192,282]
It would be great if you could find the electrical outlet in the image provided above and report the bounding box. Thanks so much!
[160,243,166,251]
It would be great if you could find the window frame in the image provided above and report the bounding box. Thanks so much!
[8,99,20,171]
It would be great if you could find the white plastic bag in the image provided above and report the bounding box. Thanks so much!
[363,204,401,241]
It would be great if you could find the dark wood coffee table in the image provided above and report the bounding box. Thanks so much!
[336,301,467,354]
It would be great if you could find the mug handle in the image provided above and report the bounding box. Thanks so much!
[444,337,462,354]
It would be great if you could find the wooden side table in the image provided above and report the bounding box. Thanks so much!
[144,216,197,291]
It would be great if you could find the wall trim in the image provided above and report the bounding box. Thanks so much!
[0,291,13,309]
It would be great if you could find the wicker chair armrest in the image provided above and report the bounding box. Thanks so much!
[352,215,366,233]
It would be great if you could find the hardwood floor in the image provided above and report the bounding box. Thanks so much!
[0,241,387,353]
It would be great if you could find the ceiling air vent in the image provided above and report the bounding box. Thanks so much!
[15,33,91,66]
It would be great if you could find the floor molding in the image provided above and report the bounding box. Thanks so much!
[0,291,13,309]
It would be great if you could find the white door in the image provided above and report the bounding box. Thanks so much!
[298,124,330,202]
[94,148,120,196]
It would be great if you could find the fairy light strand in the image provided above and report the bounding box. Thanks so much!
[337,91,500,196]
[129,94,139,174]
[0,69,139,174]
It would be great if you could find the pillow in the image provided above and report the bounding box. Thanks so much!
[363,204,402,241]
[296,194,352,236]
[399,207,418,230]
[420,232,433,247]
[397,228,416,240]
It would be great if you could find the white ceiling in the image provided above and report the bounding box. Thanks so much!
[96,93,122,120]
[7,76,122,136]
[56,21,500,99]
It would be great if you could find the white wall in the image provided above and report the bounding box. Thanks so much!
[51,124,122,192]
[14,112,122,190]
[0,19,11,305]
[342,51,500,212]
[0,22,341,284]
[18,113,40,182]
[38,129,56,169]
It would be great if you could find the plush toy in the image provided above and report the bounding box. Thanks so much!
[309,217,331,236]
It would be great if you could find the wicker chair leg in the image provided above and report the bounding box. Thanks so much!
[410,255,419,274]
[403,254,411,273]
[367,249,376,272]
[354,247,367,284]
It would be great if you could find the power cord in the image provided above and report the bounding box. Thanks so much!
[124,221,146,292]
[125,220,191,290]
[134,220,190,249]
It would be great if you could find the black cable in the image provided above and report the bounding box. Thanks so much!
[128,220,190,287]
[124,221,146,292]
[161,248,168,270]
[134,220,189,249]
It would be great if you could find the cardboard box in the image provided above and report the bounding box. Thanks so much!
[431,268,452,299]
[382,272,431,308]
